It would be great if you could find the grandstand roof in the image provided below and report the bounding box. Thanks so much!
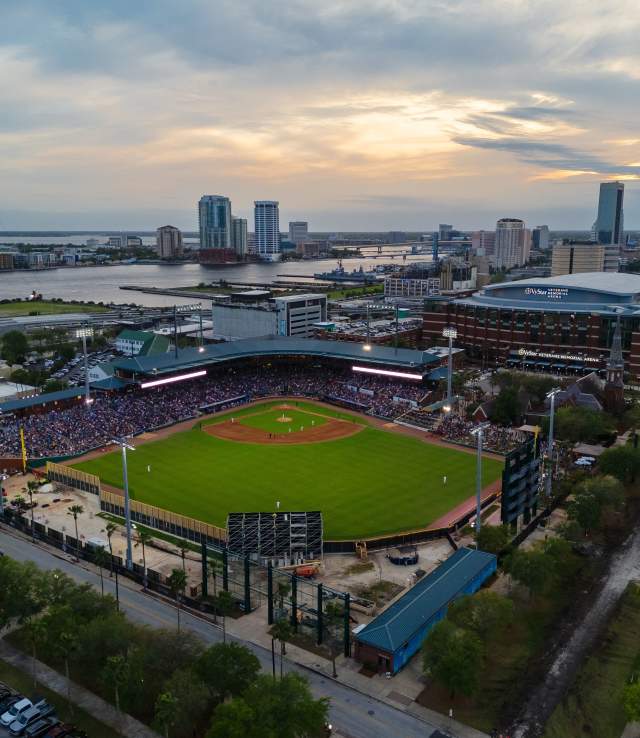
[355,547,496,653]
[111,336,438,377]
[0,387,85,414]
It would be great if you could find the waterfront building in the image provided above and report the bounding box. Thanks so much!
[255,201,280,261]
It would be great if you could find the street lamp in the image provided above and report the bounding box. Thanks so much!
[470,422,490,535]
[112,438,135,570]
[545,388,561,498]
[75,324,94,406]
[442,326,457,409]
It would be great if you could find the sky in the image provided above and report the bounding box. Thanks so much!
[1,0,639,231]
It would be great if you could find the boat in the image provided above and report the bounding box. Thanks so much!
[314,261,381,283]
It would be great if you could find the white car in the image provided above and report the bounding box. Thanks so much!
[1,698,32,726]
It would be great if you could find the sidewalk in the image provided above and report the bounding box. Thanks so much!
[230,611,489,738]
[623,723,640,738]
[0,640,161,738]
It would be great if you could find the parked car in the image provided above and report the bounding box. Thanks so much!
[9,706,42,735]
[25,717,59,738]
[0,694,20,713]
[42,724,73,738]
[1,697,32,726]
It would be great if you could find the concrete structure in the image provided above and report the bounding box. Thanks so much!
[594,181,624,245]
[199,195,232,250]
[212,294,327,340]
[384,277,440,302]
[423,272,640,379]
[471,230,495,258]
[254,200,280,261]
[288,221,309,244]
[495,218,530,270]
[155,225,184,259]
[354,548,497,674]
[551,241,605,276]
[115,329,170,357]
[0,381,37,403]
[231,217,248,258]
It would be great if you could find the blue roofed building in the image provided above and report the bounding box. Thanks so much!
[354,547,497,674]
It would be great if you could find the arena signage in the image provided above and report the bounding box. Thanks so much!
[516,348,600,364]
[523,287,569,300]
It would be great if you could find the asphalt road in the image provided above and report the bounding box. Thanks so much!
[0,529,449,738]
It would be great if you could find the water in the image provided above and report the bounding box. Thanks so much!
[0,255,430,307]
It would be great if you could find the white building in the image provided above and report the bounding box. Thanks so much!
[494,218,531,270]
[156,225,184,259]
[255,201,280,261]
[384,277,440,301]
[231,217,248,258]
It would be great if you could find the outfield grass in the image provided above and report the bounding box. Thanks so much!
[74,401,503,539]
[0,301,108,317]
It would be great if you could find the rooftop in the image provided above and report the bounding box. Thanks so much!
[355,547,497,652]
[485,272,640,296]
[0,387,85,414]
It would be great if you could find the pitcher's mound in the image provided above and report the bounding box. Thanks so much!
[277,416,293,423]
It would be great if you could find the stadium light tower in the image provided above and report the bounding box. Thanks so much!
[470,422,490,534]
[442,326,457,410]
[0,473,8,517]
[75,323,94,405]
[363,303,372,351]
[112,438,135,570]
[545,388,562,498]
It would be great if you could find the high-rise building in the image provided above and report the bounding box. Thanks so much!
[439,224,453,241]
[255,201,280,261]
[156,225,184,260]
[594,181,624,245]
[288,221,309,245]
[199,195,232,250]
[551,241,605,276]
[531,225,550,251]
[231,217,248,259]
[494,218,530,270]
[471,230,495,258]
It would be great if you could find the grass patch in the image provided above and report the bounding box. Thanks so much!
[0,301,109,316]
[73,401,502,540]
[543,583,640,738]
[343,561,375,575]
[0,655,122,738]
[239,407,328,435]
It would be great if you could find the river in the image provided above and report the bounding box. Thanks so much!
[0,255,429,307]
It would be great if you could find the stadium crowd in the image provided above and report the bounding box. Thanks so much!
[0,366,426,458]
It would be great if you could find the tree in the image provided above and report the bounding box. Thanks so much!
[105,521,120,610]
[168,568,187,632]
[178,542,190,573]
[67,505,84,560]
[134,527,153,588]
[101,654,129,713]
[155,668,210,738]
[448,591,514,638]
[93,546,109,596]
[1,330,29,364]
[505,548,555,597]
[475,524,510,554]
[0,558,49,632]
[154,692,177,738]
[548,406,616,444]
[623,681,640,722]
[271,619,293,679]
[196,642,260,703]
[568,475,625,534]
[598,445,640,484]
[24,480,38,540]
[24,618,47,688]
[58,343,76,362]
[207,557,224,620]
[56,627,79,713]
[215,590,233,643]
[323,600,343,678]
[491,387,521,426]
[422,620,484,698]
[207,674,329,738]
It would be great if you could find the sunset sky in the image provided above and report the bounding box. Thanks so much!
[1,0,639,230]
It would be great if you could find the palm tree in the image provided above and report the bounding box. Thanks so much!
[168,568,187,632]
[104,522,120,610]
[57,630,78,714]
[93,546,109,597]
[134,527,153,589]
[67,505,84,560]
[25,618,46,688]
[215,590,233,643]
[272,619,292,679]
[25,480,38,540]
[324,601,343,678]
[208,557,223,622]
[178,541,190,573]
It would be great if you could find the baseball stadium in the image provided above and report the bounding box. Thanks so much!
[0,337,505,547]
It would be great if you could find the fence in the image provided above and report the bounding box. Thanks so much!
[100,489,226,547]
[46,462,101,496]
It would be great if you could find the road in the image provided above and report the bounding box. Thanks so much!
[0,529,449,738]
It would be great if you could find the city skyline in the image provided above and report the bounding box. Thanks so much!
[1,0,639,230]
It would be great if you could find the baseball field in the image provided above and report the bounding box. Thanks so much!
[72,400,503,540]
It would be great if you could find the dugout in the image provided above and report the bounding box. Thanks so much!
[354,547,496,674]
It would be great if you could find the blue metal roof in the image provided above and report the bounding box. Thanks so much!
[90,376,127,390]
[355,547,496,652]
[111,336,438,377]
[0,387,85,414]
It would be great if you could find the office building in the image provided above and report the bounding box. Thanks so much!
[494,218,530,270]
[288,221,309,244]
[0,252,14,270]
[199,195,232,250]
[384,277,441,302]
[471,230,495,258]
[156,225,184,259]
[212,293,327,340]
[439,224,454,241]
[532,225,550,251]
[231,217,248,258]
[594,181,624,245]
[255,200,280,261]
[551,241,605,276]
[423,272,640,379]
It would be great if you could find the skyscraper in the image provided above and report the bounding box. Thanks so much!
[471,230,496,258]
[494,218,530,270]
[198,195,232,250]
[288,221,309,244]
[156,225,183,259]
[594,181,624,245]
[531,225,550,251]
[255,201,280,261]
[231,217,248,259]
